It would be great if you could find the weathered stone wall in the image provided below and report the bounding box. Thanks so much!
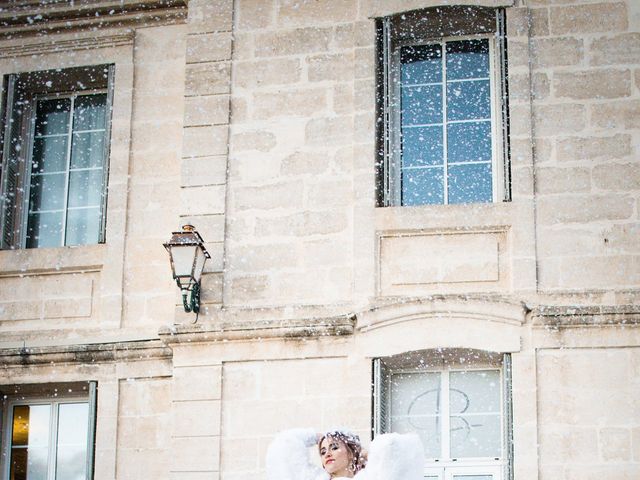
[0,342,173,480]
[0,32,139,339]
[221,357,370,480]
[529,0,640,292]
[123,24,185,328]
[537,347,640,479]
[117,376,172,480]
[0,18,187,338]
[178,0,235,318]
[0,2,638,480]
[1,0,637,333]
[224,0,364,307]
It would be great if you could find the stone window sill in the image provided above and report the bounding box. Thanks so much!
[375,201,515,232]
[0,243,105,277]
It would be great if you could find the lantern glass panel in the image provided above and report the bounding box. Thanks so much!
[171,245,197,278]
[193,247,207,282]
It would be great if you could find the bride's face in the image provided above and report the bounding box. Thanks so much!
[319,437,353,478]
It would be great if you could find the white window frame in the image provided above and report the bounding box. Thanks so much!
[373,352,513,480]
[0,382,97,480]
[377,8,510,207]
[423,465,503,480]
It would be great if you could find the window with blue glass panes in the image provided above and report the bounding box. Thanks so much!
[377,7,509,207]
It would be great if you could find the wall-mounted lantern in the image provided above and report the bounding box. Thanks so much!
[163,224,210,313]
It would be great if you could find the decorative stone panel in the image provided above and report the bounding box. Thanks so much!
[378,228,510,296]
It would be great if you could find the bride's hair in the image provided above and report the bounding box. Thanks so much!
[318,430,366,474]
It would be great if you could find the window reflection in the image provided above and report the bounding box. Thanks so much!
[10,405,51,480]
[56,403,89,480]
[9,402,89,480]
[26,93,108,248]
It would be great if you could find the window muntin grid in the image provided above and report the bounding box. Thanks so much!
[388,368,503,463]
[390,36,500,206]
[7,400,89,480]
[390,371,442,458]
[449,370,502,458]
[25,92,108,248]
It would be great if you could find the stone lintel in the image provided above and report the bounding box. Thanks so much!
[367,0,515,19]
[531,305,640,328]
[159,314,357,344]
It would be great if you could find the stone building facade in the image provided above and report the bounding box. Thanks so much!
[0,1,638,480]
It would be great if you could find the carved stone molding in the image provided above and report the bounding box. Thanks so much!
[376,226,511,296]
[0,31,134,58]
[0,0,187,38]
[0,339,172,366]
[531,305,640,328]
[159,314,357,344]
[358,296,528,332]
[356,297,525,356]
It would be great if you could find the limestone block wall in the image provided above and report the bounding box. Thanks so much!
[169,353,223,480]
[0,343,173,480]
[117,376,172,480]
[218,0,639,308]
[122,24,185,329]
[221,356,371,480]
[0,10,189,340]
[0,33,137,342]
[177,0,235,320]
[530,0,640,292]
[537,347,640,478]
[223,0,539,307]
[224,0,363,307]
[2,0,637,339]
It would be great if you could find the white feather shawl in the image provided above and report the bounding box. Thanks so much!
[265,428,424,480]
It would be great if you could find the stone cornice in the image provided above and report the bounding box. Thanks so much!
[0,0,187,38]
[0,30,134,58]
[159,314,358,344]
[0,339,172,366]
[531,305,640,328]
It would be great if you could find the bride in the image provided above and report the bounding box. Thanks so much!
[266,428,424,480]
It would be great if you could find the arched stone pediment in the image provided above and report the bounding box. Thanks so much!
[355,297,527,357]
[366,0,515,18]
